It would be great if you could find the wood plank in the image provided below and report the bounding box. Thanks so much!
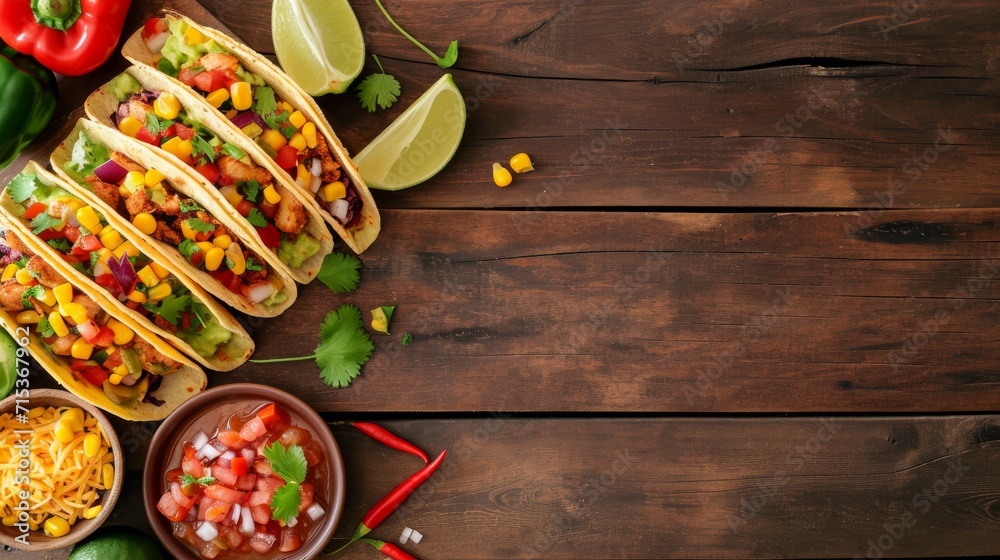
[219,207,1000,413]
[10,416,1000,559]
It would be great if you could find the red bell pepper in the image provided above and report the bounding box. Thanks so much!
[0,0,131,76]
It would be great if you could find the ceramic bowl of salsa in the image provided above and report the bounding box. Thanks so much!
[143,384,345,559]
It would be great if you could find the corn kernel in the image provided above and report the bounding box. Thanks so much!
[15,268,34,285]
[322,181,346,202]
[113,241,138,260]
[54,283,74,305]
[230,82,252,111]
[225,109,238,119]
[43,516,71,538]
[161,136,183,157]
[109,373,123,385]
[150,262,171,279]
[213,235,232,249]
[124,170,146,190]
[184,26,205,45]
[131,212,157,236]
[195,241,215,255]
[1,263,18,282]
[302,122,317,148]
[261,129,287,151]
[288,110,306,129]
[263,185,282,204]
[281,102,294,113]
[510,152,534,173]
[82,505,103,520]
[143,168,165,188]
[75,206,103,234]
[2,515,16,527]
[102,464,114,489]
[154,93,181,120]
[59,302,89,325]
[294,164,312,190]
[180,220,200,241]
[136,266,160,288]
[97,228,123,251]
[147,282,172,301]
[176,139,193,159]
[204,247,225,272]
[114,363,128,376]
[126,290,146,303]
[63,408,85,431]
[70,338,93,360]
[206,88,230,108]
[48,312,68,336]
[288,132,307,151]
[54,419,75,443]
[118,116,142,137]
[225,244,245,275]
[36,288,56,306]
[492,163,513,187]
[28,520,39,532]
[82,432,102,458]
[15,310,40,324]
[119,185,131,197]
[106,319,134,345]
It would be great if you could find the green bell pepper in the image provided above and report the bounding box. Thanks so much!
[0,41,57,170]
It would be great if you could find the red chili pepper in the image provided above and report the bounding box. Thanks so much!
[0,0,131,76]
[353,422,429,464]
[360,538,419,560]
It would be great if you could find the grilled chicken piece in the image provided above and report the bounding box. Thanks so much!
[274,185,307,235]
[0,282,28,313]
[86,175,122,211]
[217,156,273,185]
[26,256,65,288]
[199,53,239,73]
[128,337,182,374]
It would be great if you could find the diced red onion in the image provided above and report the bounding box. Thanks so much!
[310,175,322,194]
[197,442,223,461]
[94,159,128,184]
[229,503,242,525]
[330,199,349,223]
[231,111,267,130]
[410,529,423,544]
[247,283,275,303]
[306,503,326,521]
[107,254,137,295]
[239,506,255,536]
[196,520,218,542]
[144,32,170,54]
[286,516,298,528]
[309,159,321,177]
[192,430,209,451]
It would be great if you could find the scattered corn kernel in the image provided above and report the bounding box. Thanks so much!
[76,206,103,233]
[98,228,123,251]
[82,505,103,520]
[302,122,317,148]
[322,181,346,202]
[124,170,146,190]
[225,244,245,275]
[230,82,252,111]
[59,302,89,325]
[288,110,306,129]
[43,516,71,538]
[195,241,215,255]
[492,163,513,187]
[113,240,138,260]
[161,136,183,157]
[204,247,225,272]
[107,319,134,345]
[53,419,75,444]
[83,432,101,458]
[63,408,85,432]
[1,263,18,281]
[15,268,34,285]
[213,235,232,249]
[225,109,238,119]
[109,373,123,385]
[15,310,40,324]
[118,116,142,137]
[263,185,282,205]
[154,93,181,120]
[70,338,93,360]
[288,132,307,151]
[510,152,534,173]
[127,290,146,304]
[180,220,200,241]
[176,139,194,159]
[28,520,38,532]
[261,129,287,151]
[144,168,166,187]
[147,282,172,301]
[136,266,160,288]
[206,88,230,108]
[184,26,205,45]
[281,102,294,113]
[294,163,312,190]
[36,288,55,306]
[102,464,114,489]
[150,262,171,279]
[54,283,74,305]
[114,363,128,376]
[132,212,157,236]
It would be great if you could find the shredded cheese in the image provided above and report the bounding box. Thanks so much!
[0,406,112,533]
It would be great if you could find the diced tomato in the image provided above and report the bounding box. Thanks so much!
[217,173,234,186]
[142,17,168,39]
[171,481,196,509]
[201,497,230,523]
[61,226,81,243]
[253,458,272,477]
[188,249,205,268]
[239,416,267,441]
[235,473,257,491]
[278,426,309,447]
[178,67,202,87]
[166,468,184,483]
[212,465,238,487]
[254,224,280,249]
[302,439,324,467]
[274,145,298,169]
[196,539,222,559]
[157,491,191,522]
[217,429,248,450]
[231,456,249,477]
[90,326,115,348]
[102,350,123,369]
[278,527,303,552]
[191,162,219,185]
[258,201,278,221]
[182,454,206,479]
[22,202,46,219]
[249,531,276,554]
[298,482,314,513]
[219,524,244,548]
[248,490,272,507]
[250,503,270,525]
[220,69,241,89]
[77,365,109,388]
[194,69,227,93]
[204,484,247,504]
[135,126,162,146]
[173,122,196,140]
[255,476,284,495]
[256,403,290,430]
[71,235,103,257]
[94,273,120,294]
[37,228,64,241]
[235,200,254,217]
[210,267,242,294]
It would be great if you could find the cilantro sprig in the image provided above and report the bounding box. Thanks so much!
[357,55,401,113]
[7,173,38,204]
[317,252,361,293]
[262,442,307,524]
[374,0,458,68]
[249,304,374,388]
[179,474,215,486]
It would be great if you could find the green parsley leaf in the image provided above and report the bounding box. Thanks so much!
[183,218,215,233]
[178,474,216,486]
[178,239,199,259]
[180,199,204,213]
[190,135,216,164]
[245,256,264,271]
[357,55,401,113]
[46,238,72,253]
[144,293,191,325]
[401,333,413,347]
[317,252,361,293]
[253,87,278,118]
[145,113,169,135]
[21,286,43,309]
[36,315,54,338]
[241,180,260,203]
[30,213,63,235]
[246,208,267,227]
[262,442,307,524]
[7,173,39,204]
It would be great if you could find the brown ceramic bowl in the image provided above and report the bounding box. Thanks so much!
[143,384,345,559]
[0,388,124,551]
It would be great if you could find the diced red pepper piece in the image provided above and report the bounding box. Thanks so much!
[235,200,254,217]
[210,267,243,294]
[274,145,298,169]
[142,17,168,39]
[258,201,278,221]
[194,69,227,93]
[77,365,109,388]
[231,456,249,477]
[195,162,221,184]
[22,202,46,219]
[256,404,290,430]
[72,235,103,256]
[37,228,64,241]
[239,416,267,441]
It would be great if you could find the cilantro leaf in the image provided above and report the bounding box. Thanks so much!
[245,256,264,271]
[179,474,215,486]
[262,110,289,132]
[317,252,361,293]
[144,293,191,325]
[357,56,401,113]
[190,135,216,164]
[30,213,62,235]
[180,199,204,213]
[246,208,267,227]
[270,484,301,524]
[374,0,458,68]
[145,113,168,135]
[7,173,38,204]
[401,333,413,347]
[21,286,43,309]
[47,238,72,253]
[253,87,278,118]
[262,442,307,524]
[178,239,198,259]
[241,180,260,203]
[36,315,54,338]
[88,251,101,270]
[183,218,215,233]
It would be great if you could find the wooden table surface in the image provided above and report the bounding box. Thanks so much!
[4,0,1000,558]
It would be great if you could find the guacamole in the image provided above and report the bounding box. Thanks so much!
[277,233,320,269]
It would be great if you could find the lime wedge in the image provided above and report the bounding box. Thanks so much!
[0,328,18,399]
[354,74,466,190]
[272,0,365,95]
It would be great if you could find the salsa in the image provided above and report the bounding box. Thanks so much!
[156,402,327,558]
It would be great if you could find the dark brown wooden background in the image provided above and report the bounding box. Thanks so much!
[3,0,999,558]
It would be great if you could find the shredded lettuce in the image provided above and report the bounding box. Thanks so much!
[63,132,110,181]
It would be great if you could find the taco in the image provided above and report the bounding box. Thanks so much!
[50,119,298,318]
[0,163,254,371]
[85,68,333,285]
[0,198,206,418]
[123,12,381,254]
